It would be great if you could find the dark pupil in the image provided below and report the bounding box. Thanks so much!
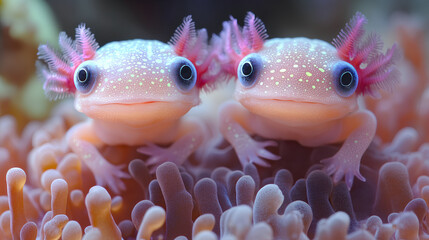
[340,71,352,87]
[242,62,253,76]
[78,69,88,82]
[180,65,192,80]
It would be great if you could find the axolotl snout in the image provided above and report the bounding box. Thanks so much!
[235,39,359,125]
[73,40,200,143]
[37,17,217,193]
[217,12,398,188]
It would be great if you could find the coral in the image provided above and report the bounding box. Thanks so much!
[1,5,429,240]
[1,100,429,240]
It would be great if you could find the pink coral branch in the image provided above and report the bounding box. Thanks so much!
[169,15,196,56]
[230,17,248,53]
[352,33,382,65]
[168,16,222,90]
[37,45,72,76]
[75,24,99,61]
[58,32,82,66]
[332,12,399,97]
[37,24,99,100]
[218,12,268,77]
[185,29,208,63]
[332,12,367,60]
[244,12,268,51]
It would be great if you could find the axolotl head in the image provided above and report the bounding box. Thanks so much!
[221,12,398,125]
[73,39,200,126]
[37,17,216,127]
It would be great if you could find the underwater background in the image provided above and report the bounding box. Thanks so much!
[1,0,429,239]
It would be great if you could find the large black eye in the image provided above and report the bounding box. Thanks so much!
[180,65,192,80]
[78,68,89,83]
[238,53,262,88]
[171,57,197,92]
[241,62,253,77]
[74,61,98,94]
[332,61,358,97]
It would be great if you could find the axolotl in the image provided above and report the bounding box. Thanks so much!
[217,12,398,188]
[37,17,217,193]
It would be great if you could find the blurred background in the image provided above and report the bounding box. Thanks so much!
[0,0,428,128]
[43,0,429,44]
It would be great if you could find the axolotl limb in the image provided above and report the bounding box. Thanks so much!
[217,12,399,188]
[37,17,218,193]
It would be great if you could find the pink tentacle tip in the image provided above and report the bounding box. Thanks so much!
[76,24,99,61]
[36,24,99,100]
[218,12,268,77]
[332,12,400,97]
[169,15,196,56]
[243,12,268,51]
[169,16,221,90]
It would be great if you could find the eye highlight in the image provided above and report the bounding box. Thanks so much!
[237,53,262,88]
[74,61,98,94]
[332,61,358,97]
[171,57,197,92]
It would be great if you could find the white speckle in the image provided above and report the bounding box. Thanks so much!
[147,44,153,59]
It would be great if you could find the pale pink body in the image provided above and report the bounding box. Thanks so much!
[217,12,397,188]
[66,39,205,193]
[37,16,217,194]
[220,38,375,187]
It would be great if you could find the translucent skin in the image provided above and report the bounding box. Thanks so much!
[75,40,199,128]
[236,38,358,125]
[220,38,376,188]
[68,40,205,193]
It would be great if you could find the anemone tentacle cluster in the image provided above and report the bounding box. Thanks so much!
[0,10,428,240]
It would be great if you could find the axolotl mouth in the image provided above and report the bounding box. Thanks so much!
[77,100,196,127]
[239,97,358,125]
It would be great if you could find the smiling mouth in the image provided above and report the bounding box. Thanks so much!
[264,98,328,105]
[96,100,166,106]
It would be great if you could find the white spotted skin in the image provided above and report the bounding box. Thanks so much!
[235,38,358,125]
[65,39,208,193]
[74,40,200,127]
[220,37,377,187]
